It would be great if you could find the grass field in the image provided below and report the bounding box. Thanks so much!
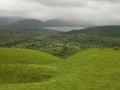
[0,48,120,90]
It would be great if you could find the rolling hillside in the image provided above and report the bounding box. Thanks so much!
[65,48,120,90]
[0,48,61,64]
[0,48,62,85]
[0,48,119,90]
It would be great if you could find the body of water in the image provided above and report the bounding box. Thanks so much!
[44,26,85,32]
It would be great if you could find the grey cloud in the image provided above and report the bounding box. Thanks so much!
[25,0,88,7]
[96,0,120,2]
[0,0,120,26]
[26,0,120,7]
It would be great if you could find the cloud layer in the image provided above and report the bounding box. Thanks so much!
[0,0,120,26]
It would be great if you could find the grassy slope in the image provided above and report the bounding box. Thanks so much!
[0,48,120,90]
[65,48,120,90]
[0,48,62,84]
[0,48,61,64]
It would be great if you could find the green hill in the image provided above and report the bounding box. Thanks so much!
[47,25,120,57]
[64,48,120,90]
[66,25,120,37]
[0,48,61,64]
[11,19,43,28]
[56,26,120,44]
[0,48,120,90]
[0,48,62,84]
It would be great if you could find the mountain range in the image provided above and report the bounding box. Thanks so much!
[0,17,85,27]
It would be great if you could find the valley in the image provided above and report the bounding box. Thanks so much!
[0,19,119,57]
[0,17,120,90]
[0,0,120,89]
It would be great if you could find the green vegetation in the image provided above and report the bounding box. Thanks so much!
[47,26,120,57]
[0,48,120,90]
[0,23,120,57]
[0,64,58,84]
[0,21,61,57]
[0,48,61,64]
[0,48,62,85]
[0,17,120,90]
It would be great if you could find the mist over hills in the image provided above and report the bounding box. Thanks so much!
[0,17,25,26]
[13,19,43,27]
[65,26,120,37]
[42,19,85,27]
[1,16,120,29]
[0,17,87,27]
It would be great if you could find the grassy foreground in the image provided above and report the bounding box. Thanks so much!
[0,48,120,90]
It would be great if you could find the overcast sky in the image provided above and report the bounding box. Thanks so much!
[0,0,120,25]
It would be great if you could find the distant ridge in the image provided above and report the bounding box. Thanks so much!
[65,25,120,37]
[43,19,82,26]
[13,19,43,27]
[0,16,24,25]
[0,17,84,27]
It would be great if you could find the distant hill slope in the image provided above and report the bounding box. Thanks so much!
[43,19,82,26]
[0,19,50,31]
[12,19,43,28]
[50,25,120,48]
[0,17,24,26]
[0,18,63,34]
[0,17,84,27]
[66,26,120,37]
[43,25,120,57]
[0,19,59,47]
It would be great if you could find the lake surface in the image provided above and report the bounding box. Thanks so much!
[44,26,85,32]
